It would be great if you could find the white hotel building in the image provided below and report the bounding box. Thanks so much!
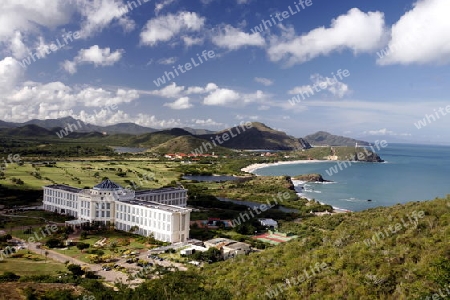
[43,180,191,243]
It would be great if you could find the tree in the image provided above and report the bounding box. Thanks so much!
[67,264,84,276]
[76,242,90,251]
[45,237,63,248]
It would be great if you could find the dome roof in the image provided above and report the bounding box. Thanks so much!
[93,179,123,190]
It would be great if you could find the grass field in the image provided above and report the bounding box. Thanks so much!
[0,250,67,276]
[0,160,182,191]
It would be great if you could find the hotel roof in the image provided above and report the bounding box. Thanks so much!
[135,186,186,195]
[44,184,82,193]
[119,199,191,213]
[93,179,123,190]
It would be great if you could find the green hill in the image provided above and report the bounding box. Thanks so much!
[149,135,232,154]
[305,131,370,146]
[201,196,450,299]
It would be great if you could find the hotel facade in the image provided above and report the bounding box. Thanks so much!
[43,180,191,243]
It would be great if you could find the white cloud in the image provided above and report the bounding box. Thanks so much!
[203,87,269,106]
[158,57,178,65]
[164,97,193,109]
[77,0,137,38]
[363,128,411,136]
[182,36,204,46]
[254,77,273,86]
[212,25,265,50]
[0,78,140,123]
[0,57,24,93]
[203,88,240,106]
[191,118,223,127]
[0,0,74,59]
[288,73,351,98]
[268,8,387,66]
[185,83,218,94]
[61,60,78,74]
[140,12,205,46]
[62,45,124,74]
[235,114,258,120]
[149,82,185,98]
[377,0,450,65]
[155,0,176,15]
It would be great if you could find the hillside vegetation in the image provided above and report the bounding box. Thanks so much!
[305,131,370,146]
[201,196,450,299]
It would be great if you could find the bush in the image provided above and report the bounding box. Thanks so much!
[0,272,20,282]
[76,242,90,250]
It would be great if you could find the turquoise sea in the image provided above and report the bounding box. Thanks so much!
[253,144,450,212]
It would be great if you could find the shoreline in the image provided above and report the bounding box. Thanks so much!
[241,159,327,174]
[240,161,353,214]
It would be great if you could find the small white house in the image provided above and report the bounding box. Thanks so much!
[258,218,278,229]
[180,245,208,255]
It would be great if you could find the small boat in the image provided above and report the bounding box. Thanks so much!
[367,199,372,202]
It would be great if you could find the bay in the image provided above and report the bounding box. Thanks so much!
[253,143,450,212]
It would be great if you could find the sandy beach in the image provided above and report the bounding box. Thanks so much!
[241,159,327,174]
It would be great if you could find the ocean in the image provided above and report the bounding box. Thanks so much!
[253,143,450,212]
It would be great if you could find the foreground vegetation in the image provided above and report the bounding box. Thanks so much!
[1,197,449,299]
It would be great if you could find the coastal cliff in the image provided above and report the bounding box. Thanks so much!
[292,174,332,182]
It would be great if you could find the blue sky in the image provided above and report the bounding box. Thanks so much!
[1,0,449,144]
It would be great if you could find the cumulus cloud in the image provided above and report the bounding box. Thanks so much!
[268,8,387,66]
[288,73,351,98]
[203,88,240,106]
[140,12,205,46]
[254,77,273,86]
[0,0,74,59]
[185,83,218,94]
[191,118,223,127]
[212,25,265,50]
[77,0,138,38]
[0,57,24,93]
[147,82,186,98]
[377,0,450,65]
[62,45,124,74]
[164,97,193,109]
[203,87,269,106]
[0,77,140,123]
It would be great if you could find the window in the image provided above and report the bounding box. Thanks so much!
[106,203,110,209]
[96,211,99,217]
[106,211,110,218]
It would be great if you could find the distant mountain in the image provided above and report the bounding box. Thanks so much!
[197,122,306,150]
[182,127,216,135]
[3,117,158,135]
[304,131,370,146]
[0,120,17,128]
[102,123,157,135]
[0,118,376,151]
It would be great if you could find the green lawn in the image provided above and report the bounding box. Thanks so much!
[0,251,67,276]
[0,160,182,190]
